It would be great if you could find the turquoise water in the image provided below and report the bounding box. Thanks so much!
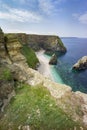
[50,65,64,84]
[44,54,64,84]
[45,38,87,93]
[56,38,87,93]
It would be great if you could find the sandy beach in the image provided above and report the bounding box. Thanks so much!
[36,50,53,81]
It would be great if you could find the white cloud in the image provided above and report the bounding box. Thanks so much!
[0,6,42,23]
[73,12,87,24]
[38,0,63,15]
[38,0,54,15]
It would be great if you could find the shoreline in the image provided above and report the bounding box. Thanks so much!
[36,50,54,81]
[36,50,63,84]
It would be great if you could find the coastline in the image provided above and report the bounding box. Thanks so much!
[36,50,63,84]
[36,50,53,81]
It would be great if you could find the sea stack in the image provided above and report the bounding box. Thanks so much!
[49,53,57,65]
[73,56,87,70]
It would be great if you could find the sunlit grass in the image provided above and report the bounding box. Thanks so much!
[21,45,39,69]
[0,83,81,130]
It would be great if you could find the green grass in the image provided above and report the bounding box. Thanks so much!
[0,68,12,81]
[5,33,18,43]
[21,45,39,69]
[0,83,81,130]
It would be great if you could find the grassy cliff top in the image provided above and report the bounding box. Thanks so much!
[0,83,82,130]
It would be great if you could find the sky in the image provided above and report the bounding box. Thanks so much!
[0,0,87,37]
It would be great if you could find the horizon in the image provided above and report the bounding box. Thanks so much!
[0,0,87,38]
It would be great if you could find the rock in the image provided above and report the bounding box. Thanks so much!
[73,56,87,70]
[16,34,67,54]
[22,125,30,130]
[49,53,57,65]
[0,99,3,108]
[1,28,87,128]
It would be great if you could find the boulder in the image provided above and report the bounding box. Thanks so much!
[73,56,87,70]
[49,53,57,65]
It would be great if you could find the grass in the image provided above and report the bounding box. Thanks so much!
[0,68,12,81]
[5,33,18,43]
[21,45,39,69]
[0,83,81,130]
[5,34,39,69]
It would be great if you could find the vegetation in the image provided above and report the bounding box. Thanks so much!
[0,67,12,81]
[5,33,18,43]
[58,37,65,47]
[5,33,39,69]
[21,44,39,69]
[0,27,4,43]
[0,83,81,130]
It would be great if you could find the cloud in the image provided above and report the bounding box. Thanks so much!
[0,5,42,23]
[38,0,54,15]
[78,12,87,24]
[73,12,87,24]
[38,0,63,15]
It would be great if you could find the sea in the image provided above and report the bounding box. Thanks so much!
[50,37,87,93]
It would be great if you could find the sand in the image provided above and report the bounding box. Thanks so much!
[36,50,53,81]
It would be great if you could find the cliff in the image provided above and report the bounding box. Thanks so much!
[5,33,39,68]
[1,59,87,129]
[28,34,66,54]
[0,30,38,116]
[14,33,67,54]
[0,28,87,129]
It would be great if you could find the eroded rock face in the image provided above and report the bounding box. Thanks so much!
[0,65,15,115]
[10,62,87,128]
[0,29,26,115]
[49,53,57,65]
[15,34,67,54]
[73,56,87,70]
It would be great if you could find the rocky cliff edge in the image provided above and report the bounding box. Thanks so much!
[0,28,87,129]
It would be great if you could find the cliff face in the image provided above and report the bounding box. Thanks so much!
[5,33,66,55]
[17,33,66,54]
[0,28,6,59]
[0,31,38,115]
[5,61,87,129]
[0,29,87,129]
[27,34,66,53]
[0,32,23,115]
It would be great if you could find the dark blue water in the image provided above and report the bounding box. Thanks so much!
[55,37,87,93]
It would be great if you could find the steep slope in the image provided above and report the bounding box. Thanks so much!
[9,62,87,128]
[0,84,84,130]
[0,30,39,116]
[17,33,66,55]
[0,28,87,129]
[5,33,39,68]
[5,33,66,56]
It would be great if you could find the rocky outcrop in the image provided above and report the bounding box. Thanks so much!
[0,65,15,116]
[27,34,66,54]
[0,31,26,115]
[73,56,87,70]
[49,53,57,65]
[0,28,7,59]
[9,62,87,128]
